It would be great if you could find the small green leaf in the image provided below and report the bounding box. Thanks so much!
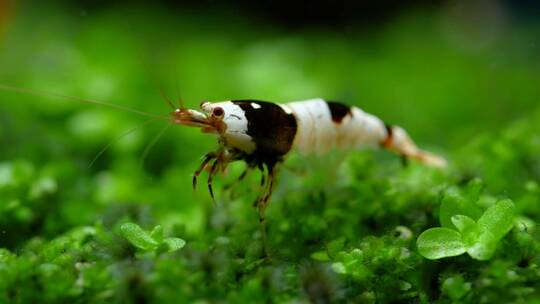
[451,215,477,234]
[150,225,164,243]
[439,190,483,229]
[417,228,466,259]
[463,178,484,202]
[477,199,515,241]
[326,238,345,258]
[466,230,497,260]
[331,262,346,274]
[29,176,58,200]
[0,249,16,263]
[451,215,483,249]
[311,251,330,261]
[442,275,471,300]
[163,238,186,252]
[120,222,159,251]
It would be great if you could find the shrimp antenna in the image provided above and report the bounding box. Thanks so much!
[88,117,163,168]
[0,84,167,119]
[139,123,172,168]
[159,87,177,111]
[124,23,181,112]
[124,19,179,111]
[173,68,186,109]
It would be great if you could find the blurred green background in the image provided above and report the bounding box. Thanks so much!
[0,0,539,302]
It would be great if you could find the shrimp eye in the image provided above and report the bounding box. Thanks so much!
[212,107,224,117]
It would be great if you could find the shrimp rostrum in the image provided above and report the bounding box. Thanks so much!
[172,98,447,223]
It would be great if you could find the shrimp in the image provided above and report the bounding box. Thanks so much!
[0,85,446,230]
[171,99,447,226]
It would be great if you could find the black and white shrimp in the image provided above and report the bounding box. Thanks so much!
[0,85,445,223]
[172,98,447,223]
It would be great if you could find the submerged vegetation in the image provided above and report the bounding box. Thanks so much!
[1,109,539,303]
[0,2,539,303]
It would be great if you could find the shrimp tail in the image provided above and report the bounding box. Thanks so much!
[382,125,447,168]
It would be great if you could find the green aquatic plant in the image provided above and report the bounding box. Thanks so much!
[120,222,185,253]
[417,198,515,260]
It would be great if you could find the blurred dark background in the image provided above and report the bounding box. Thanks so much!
[43,0,540,28]
[1,0,537,29]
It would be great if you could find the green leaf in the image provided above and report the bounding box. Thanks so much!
[463,178,484,202]
[29,176,58,200]
[417,228,466,259]
[466,230,497,260]
[451,215,484,250]
[120,222,159,251]
[326,237,345,258]
[0,249,16,263]
[310,251,330,261]
[439,190,483,229]
[442,275,472,300]
[331,262,346,274]
[451,215,477,234]
[150,225,164,243]
[477,199,515,241]
[163,238,186,252]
